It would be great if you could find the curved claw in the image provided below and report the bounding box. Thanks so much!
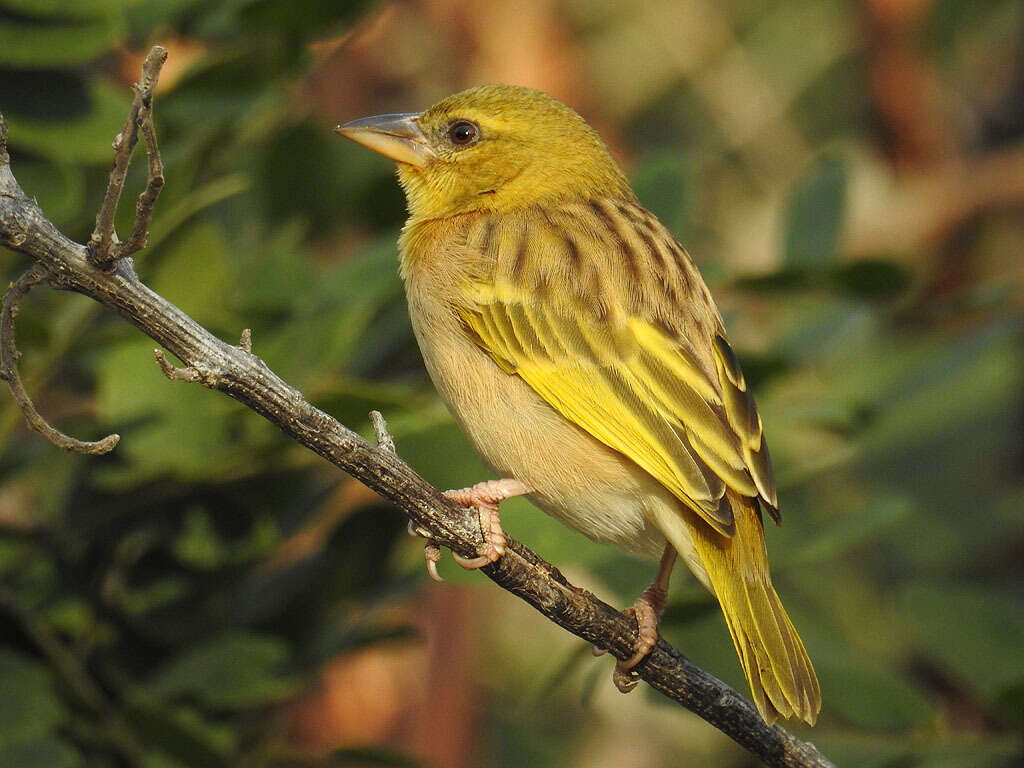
[424,541,444,582]
[407,521,445,582]
[408,520,431,539]
[452,552,494,570]
[613,666,641,693]
[611,598,661,693]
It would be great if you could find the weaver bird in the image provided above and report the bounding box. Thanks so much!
[337,85,820,725]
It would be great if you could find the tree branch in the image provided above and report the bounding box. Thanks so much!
[0,49,833,768]
[0,264,119,453]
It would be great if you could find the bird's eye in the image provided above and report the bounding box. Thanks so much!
[448,120,479,146]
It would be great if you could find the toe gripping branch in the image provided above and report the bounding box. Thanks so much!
[372,408,530,585]
[409,478,528,581]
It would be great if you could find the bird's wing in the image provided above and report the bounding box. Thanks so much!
[458,199,777,534]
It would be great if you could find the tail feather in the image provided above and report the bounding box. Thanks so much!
[686,491,821,725]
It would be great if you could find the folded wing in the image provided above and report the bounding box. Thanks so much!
[459,199,778,533]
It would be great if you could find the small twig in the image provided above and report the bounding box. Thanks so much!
[238,328,252,353]
[0,266,119,454]
[88,45,168,266]
[369,410,397,454]
[153,349,201,383]
[116,99,164,258]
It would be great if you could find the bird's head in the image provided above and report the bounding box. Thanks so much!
[336,84,632,220]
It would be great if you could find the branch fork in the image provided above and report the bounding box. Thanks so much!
[1,46,168,454]
[88,45,167,267]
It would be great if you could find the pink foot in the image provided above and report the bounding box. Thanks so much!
[444,479,529,570]
[610,545,676,693]
[612,585,667,692]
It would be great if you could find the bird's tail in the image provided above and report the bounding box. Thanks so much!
[688,491,821,725]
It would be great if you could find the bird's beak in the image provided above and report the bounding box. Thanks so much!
[334,112,436,168]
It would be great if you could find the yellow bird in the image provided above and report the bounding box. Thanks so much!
[337,85,820,725]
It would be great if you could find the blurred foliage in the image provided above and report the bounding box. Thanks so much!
[0,0,1022,767]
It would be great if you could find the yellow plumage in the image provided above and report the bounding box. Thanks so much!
[338,84,821,725]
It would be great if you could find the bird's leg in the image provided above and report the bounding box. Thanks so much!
[612,544,677,693]
[444,478,530,569]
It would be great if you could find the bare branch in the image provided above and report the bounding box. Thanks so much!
[0,48,834,768]
[116,99,165,258]
[88,45,168,266]
[0,266,119,454]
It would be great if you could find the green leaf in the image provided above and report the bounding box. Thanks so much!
[829,259,911,301]
[125,699,233,768]
[926,0,1011,50]
[0,651,64,748]
[149,221,237,329]
[900,583,1024,697]
[792,495,913,565]
[172,509,229,569]
[0,0,136,18]
[994,680,1024,729]
[814,653,934,728]
[4,158,85,230]
[811,736,1022,768]
[0,16,124,68]
[783,156,847,268]
[232,220,311,312]
[734,268,812,293]
[94,338,247,485]
[0,737,81,768]
[145,175,251,255]
[6,80,134,164]
[630,151,693,240]
[149,632,299,709]
[119,577,191,616]
[45,598,98,638]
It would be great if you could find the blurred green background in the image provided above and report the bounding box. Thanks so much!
[0,0,1022,766]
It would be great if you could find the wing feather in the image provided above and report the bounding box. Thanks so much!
[712,336,779,511]
[461,200,779,532]
[496,303,725,521]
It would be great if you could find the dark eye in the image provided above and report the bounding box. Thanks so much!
[448,120,479,146]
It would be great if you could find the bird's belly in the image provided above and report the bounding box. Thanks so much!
[412,310,666,557]
[457,380,667,559]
